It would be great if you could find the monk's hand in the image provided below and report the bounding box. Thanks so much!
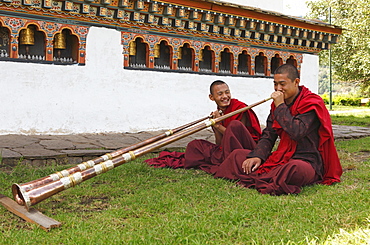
[211,110,222,118]
[242,157,262,174]
[271,91,284,107]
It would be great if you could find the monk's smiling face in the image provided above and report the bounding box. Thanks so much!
[209,83,231,110]
[273,73,300,105]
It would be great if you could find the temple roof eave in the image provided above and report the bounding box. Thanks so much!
[0,0,342,52]
[164,0,342,35]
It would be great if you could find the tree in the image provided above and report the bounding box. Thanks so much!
[306,0,370,97]
[318,66,329,94]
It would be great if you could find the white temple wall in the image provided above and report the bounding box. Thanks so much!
[0,26,319,135]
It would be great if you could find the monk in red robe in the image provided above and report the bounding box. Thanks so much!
[213,64,342,195]
[145,80,262,169]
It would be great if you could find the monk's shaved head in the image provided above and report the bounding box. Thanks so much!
[210,80,228,95]
[274,64,300,82]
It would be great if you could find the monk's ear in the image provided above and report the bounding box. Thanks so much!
[209,94,215,101]
[294,78,300,86]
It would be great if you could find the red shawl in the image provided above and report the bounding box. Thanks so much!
[256,86,342,185]
[221,99,261,142]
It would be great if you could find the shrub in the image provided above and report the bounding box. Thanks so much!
[332,94,361,106]
[321,93,329,105]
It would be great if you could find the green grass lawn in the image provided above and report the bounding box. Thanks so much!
[327,105,370,112]
[331,115,370,127]
[0,112,369,244]
[328,105,370,127]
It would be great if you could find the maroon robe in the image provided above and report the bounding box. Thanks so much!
[144,99,261,169]
[213,86,342,195]
[184,120,257,174]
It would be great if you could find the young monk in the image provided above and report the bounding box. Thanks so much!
[205,80,261,145]
[145,80,262,169]
[213,64,342,195]
[183,80,261,173]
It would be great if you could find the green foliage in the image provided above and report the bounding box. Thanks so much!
[318,66,330,94]
[320,93,367,106]
[321,93,330,104]
[307,0,370,97]
[332,94,361,106]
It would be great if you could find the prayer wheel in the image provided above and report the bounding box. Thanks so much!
[19,27,34,46]
[199,50,204,62]
[54,32,66,49]
[177,47,182,59]
[129,41,136,56]
[154,44,160,58]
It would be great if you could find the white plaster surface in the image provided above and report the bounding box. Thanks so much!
[300,54,319,93]
[0,26,319,135]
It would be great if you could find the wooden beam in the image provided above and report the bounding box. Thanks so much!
[0,194,61,231]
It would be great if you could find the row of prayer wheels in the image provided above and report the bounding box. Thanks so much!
[19,26,66,49]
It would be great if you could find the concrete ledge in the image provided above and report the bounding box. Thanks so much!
[0,129,215,168]
[1,126,370,168]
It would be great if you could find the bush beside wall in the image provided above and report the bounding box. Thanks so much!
[320,93,369,107]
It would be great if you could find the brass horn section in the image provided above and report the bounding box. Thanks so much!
[12,98,271,210]
[12,115,211,206]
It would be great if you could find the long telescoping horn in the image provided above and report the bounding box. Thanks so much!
[11,115,210,205]
[12,98,271,210]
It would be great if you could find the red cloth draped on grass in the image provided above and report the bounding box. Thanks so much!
[256,86,342,185]
[144,98,261,169]
[145,151,185,169]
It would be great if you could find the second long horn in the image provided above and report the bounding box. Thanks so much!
[12,97,271,209]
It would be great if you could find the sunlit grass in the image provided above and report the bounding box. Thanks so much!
[1,135,370,244]
[0,108,369,244]
[328,105,370,117]
[327,105,370,127]
[308,220,370,245]
[327,105,369,111]
[330,115,370,127]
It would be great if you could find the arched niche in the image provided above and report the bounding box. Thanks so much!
[129,37,148,68]
[286,55,297,67]
[219,48,233,74]
[199,45,214,73]
[237,50,251,75]
[154,40,172,69]
[255,52,267,75]
[271,54,283,75]
[53,28,79,63]
[178,43,194,71]
[0,25,10,58]
[18,24,46,60]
